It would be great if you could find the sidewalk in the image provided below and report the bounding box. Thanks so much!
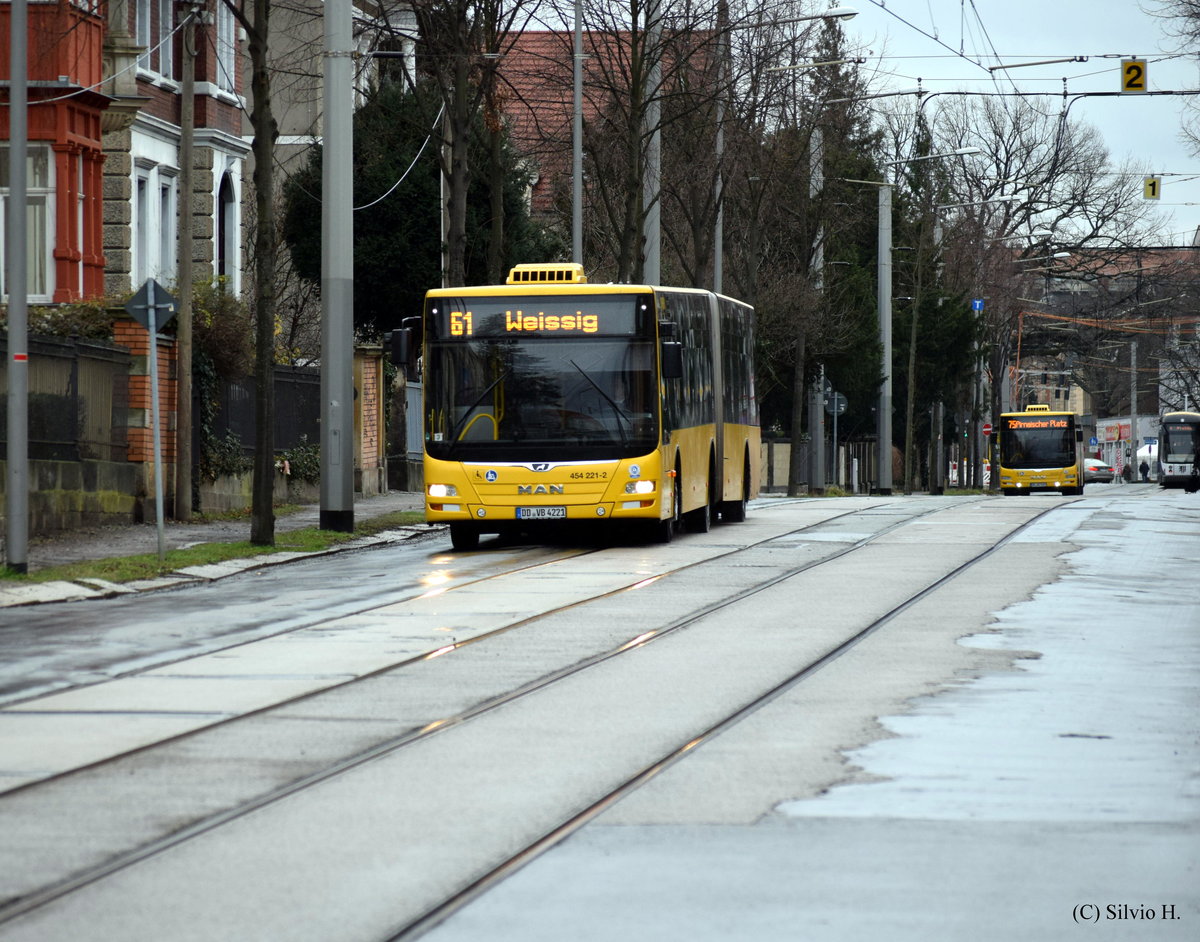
[1,490,433,608]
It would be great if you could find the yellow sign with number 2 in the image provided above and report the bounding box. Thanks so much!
[1122,59,1148,93]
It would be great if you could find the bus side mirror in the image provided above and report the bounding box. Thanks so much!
[661,341,683,379]
[1075,428,1083,442]
[386,316,423,378]
[386,328,413,366]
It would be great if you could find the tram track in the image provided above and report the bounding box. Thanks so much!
[0,497,887,719]
[388,497,1067,939]
[0,494,1050,933]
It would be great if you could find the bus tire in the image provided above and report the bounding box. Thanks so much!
[651,466,683,543]
[720,454,751,522]
[685,462,714,533]
[449,522,480,551]
[685,499,711,533]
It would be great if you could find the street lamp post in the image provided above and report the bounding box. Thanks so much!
[920,194,1020,494]
[845,145,980,495]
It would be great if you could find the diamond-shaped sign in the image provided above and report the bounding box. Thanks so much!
[124,279,178,330]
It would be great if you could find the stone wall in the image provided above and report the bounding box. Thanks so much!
[0,459,140,535]
[196,471,319,515]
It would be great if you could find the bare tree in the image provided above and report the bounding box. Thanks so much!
[222,0,280,545]
[399,0,541,287]
[922,92,1165,480]
[1150,0,1200,155]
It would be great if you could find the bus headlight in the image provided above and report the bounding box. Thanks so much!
[429,483,458,498]
[624,480,656,494]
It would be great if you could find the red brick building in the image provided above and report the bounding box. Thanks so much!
[0,0,248,306]
[0,0,109,302]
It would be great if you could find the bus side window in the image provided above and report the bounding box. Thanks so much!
[662,341,683,379]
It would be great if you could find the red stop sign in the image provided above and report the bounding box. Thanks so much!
[982,422,993,436]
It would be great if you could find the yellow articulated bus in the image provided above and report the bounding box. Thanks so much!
[392,263,761,551]
[994,404,1084,495]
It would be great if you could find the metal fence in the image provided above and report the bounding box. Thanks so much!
[210,366,322,454]
[0,333,131,462]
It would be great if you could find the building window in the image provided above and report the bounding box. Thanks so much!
[136,0,152,73]
[133,162,178,287]
[0,144,54,302]
[136,0,177,79]
[158,175,176,279]
[77,155,86,297]
[217,170,239,293]
[135,170,150,284]
[216,1,237,93]
[158,0,175,79]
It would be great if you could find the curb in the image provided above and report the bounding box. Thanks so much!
[0,524,443,609]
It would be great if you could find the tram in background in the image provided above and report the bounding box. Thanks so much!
[390,263,761,550]
[994,404,1084,495]
[1157,410,1200,487]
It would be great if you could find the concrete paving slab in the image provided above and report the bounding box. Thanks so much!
[0,712,222,790]
[2,674,344,716]
[137,638,424,679]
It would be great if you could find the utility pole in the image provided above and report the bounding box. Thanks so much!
[5,0,29,574]
[572,0,583,264]
[320,0,355,531]
[876,182,893,494]
[175,1,200,521]
[1130,340,1138,477]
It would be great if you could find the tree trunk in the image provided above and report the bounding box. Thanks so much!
[247,0,277,546]
[446,58,471,287]
[487,123,505,283]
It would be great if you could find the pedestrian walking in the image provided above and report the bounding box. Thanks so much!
[1139,460,1150,482]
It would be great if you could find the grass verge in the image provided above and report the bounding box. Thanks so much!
[3,510,428,586]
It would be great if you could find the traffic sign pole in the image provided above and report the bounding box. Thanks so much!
[126,280,177,565]
[147,282,166,564]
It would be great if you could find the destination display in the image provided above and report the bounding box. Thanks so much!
[1003,416,1070,430]
[428,294,653,340]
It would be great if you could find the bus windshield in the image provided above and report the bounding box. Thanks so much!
[425,335,659,462]
[1000,417,1076,469]
[1162,423,1200,464]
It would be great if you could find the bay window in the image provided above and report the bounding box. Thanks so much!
[0,144,54,303]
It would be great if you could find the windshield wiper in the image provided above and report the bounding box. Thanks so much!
[446,369,511,456]
[570,360,630,447]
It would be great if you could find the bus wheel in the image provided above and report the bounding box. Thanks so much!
[685,499,711,533]
[449,522,480,551]
[720,456,750,522]
[685,457,717,533]
[651,470,682,543]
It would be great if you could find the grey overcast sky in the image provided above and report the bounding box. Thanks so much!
[838,0,1200,245]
